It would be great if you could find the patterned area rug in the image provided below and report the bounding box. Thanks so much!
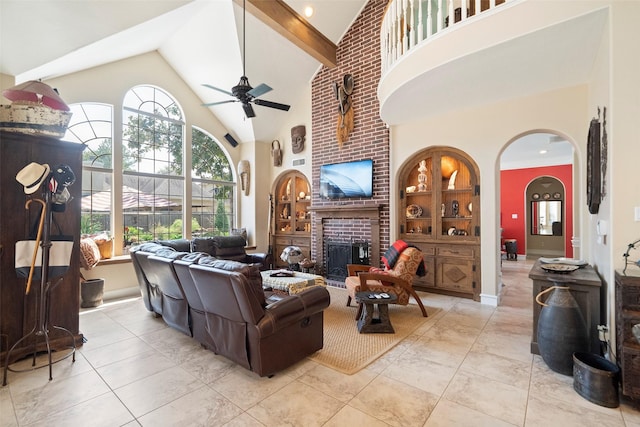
[308,286,439,375]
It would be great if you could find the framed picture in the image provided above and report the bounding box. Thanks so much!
[587,116,601,214]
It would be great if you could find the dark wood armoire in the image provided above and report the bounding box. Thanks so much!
[0,130,84,365]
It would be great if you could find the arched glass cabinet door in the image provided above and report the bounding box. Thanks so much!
[272,171,311,268]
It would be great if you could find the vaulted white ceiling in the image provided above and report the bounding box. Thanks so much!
[0,0,604,167]
[0,0,367,144]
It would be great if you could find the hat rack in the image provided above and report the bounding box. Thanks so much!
[3,176,76,385]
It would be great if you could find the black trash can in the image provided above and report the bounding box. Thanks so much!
[573,352,620,408]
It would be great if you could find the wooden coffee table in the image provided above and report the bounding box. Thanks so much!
[355,291,398,333]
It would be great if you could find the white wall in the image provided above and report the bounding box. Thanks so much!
[603,1,640,346]
[390,85,589,302]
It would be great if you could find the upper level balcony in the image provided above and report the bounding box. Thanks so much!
[378,0,610,126]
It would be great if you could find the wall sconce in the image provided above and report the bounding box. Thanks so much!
[238,160,250,196]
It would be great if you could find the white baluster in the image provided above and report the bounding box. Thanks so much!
[426,0,433,37]
[389,3,397,64]
[396,0,402,57]
[490,0,496,7]
[402,0,408,54]
[448,0,454,26]
[461,0,468,20]
[409,0,416,48]
[436,0,443,32]
[381,13,388,72]
[475,0,481,16]
[418,0,424,42]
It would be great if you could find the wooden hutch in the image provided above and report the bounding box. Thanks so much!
[398,147,481,300]
[271,171,311,268]
[0,131,84,365]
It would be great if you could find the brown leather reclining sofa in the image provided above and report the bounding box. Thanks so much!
[129,237,330,376]
[130,235,270,316]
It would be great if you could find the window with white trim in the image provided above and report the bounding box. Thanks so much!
[122,85,185,245]
[63,103,113,236]
[191,127,234,237]
[63,86,236,254]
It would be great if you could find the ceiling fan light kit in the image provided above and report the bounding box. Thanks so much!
[202,0,290,119]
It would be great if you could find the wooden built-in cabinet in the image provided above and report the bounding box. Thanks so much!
[272,171,311,268]
[0,131,85,364]
[398,147,481,300]
[615,270,640,401]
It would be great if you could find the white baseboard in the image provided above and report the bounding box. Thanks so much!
[104,286,140,302]
[480,293,498,307]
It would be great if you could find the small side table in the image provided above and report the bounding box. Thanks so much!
[355,292,398,333]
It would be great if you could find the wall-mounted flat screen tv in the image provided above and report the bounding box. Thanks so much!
[319,159,373,199]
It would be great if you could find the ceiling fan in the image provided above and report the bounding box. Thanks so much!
[202,0,290,118]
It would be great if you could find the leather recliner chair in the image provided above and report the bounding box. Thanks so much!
[189,259,330,377]
[130,242,168,315]
[173,252,215,350]
[147,249,191,335]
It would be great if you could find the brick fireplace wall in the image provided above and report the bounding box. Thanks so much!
[310,0,390,271]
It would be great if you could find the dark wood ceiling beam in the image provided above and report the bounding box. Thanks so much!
[237,0,337,68]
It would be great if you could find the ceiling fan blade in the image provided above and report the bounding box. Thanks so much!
[247,83,272,98]
[253,98,291,111]
[202,83,233,97]
[202,100,237,107]
[242,103,256,118]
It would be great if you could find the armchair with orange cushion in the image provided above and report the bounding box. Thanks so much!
[345,242,428,317]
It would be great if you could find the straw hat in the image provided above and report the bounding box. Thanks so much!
[16,162,50,194]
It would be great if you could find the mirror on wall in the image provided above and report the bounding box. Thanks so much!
[531,200,562,235]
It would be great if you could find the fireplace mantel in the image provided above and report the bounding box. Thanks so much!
[309,204,382,276]
[310,204,382,216]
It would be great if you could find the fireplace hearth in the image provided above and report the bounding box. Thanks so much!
[325,240,369,281]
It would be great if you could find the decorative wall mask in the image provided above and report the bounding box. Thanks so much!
[238,160,250,196]
[332,74,354,147]
[586,111,601,214]
[291,125,306,154]
[271,140,282,167]
[600,106,608,199]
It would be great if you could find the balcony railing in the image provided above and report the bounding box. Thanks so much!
[381,0,508,73]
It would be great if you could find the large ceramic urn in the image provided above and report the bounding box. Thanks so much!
[536,284,589,375]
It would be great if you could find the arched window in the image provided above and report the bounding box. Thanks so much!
[122,85,185,244]
[63,88,236,253]
[63,103,113,236]
[191,127,235,237]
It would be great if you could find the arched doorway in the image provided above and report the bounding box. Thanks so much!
[526,176,566,258]
[500,132,574,260]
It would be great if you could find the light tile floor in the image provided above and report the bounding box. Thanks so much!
[2,260,639,426]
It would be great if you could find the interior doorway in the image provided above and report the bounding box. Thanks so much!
[500,132,575,261]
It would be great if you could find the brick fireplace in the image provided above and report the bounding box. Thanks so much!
[324,240,369,281]
[310,205,382,278]
[309,0,390,272]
